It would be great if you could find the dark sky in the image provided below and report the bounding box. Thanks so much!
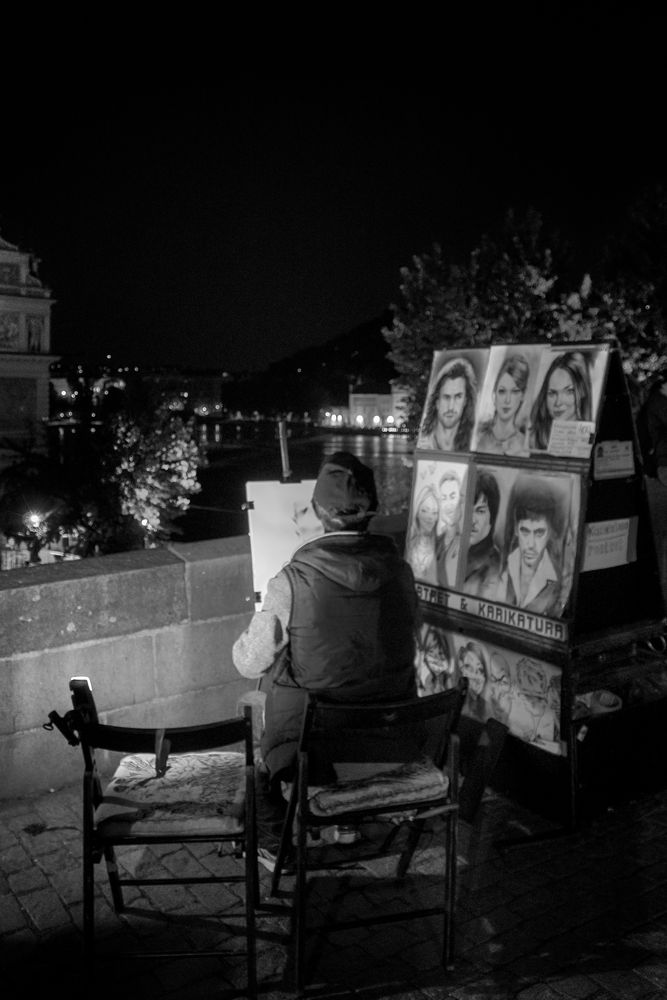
[3,64,666,373]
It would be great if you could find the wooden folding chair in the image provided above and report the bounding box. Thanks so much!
[45,676,259,997]
[270,679,468,991]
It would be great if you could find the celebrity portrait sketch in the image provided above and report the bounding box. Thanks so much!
[529,345,608,453]
[405,458,469,589]
[405,484,439,585]
[461,467,503,600]
[472,346,541,457]
[495,471,580,619]
[417,349,488,453]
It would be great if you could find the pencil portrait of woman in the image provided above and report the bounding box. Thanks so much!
[530,350,592,451]
[415,624,456,696]
[457,639,490,722]
[476,352,530,457]
[406,483,439,584]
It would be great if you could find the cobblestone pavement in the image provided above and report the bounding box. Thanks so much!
[3,781,667,999]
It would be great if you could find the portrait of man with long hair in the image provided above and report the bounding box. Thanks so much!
[418,353,481,453]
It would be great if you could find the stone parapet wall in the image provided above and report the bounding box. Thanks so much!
[0,537,257,799]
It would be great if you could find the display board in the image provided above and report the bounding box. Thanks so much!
[406,340,667,823]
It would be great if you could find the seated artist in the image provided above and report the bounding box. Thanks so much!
[232,451,420,871]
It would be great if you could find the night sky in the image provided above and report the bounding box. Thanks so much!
[2,61,666,373]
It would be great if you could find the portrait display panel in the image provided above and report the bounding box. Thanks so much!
[409,339,667,824]
[414,620,563,756]
[407,460,582,644]
[417,341,611,464]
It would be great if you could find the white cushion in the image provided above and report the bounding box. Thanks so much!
[95,751,246,837]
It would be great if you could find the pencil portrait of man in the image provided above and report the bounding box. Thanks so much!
[418,355,478,453]
[497,475,567,617]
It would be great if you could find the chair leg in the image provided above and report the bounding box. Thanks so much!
[270,783,298,897]
[103,845,124,912]
[294,805,308,993]
[442,812,457,970]
[396,818,425,878]
[245,839,258,996]
[83,841,96,960]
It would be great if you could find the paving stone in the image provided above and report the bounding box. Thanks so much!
[0,925,40,968]
[548,974,602,998]
[18,885,72,931]
[8,864,50,894]
[515,984,564,1000]
[634,959,667,992]
[0,893,29,934]
[0,843,32,874]
[588,968,667,998]
[5,780,667,999]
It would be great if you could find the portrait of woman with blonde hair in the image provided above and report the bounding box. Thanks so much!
[406,483,439,584]
[476,352,530,457]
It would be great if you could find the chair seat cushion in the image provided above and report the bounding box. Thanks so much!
[95,751,246,837]
[308,758,449,817]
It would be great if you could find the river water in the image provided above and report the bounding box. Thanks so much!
[176,432,415,543]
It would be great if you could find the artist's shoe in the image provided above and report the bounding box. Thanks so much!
[333,825,361,844]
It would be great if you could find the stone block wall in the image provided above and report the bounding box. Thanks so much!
[0,537,257,799]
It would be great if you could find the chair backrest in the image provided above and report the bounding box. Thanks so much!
[65,676,253,775]
[300,678,468,772]
[70,676,100,724]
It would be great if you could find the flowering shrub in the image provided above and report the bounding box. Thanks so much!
[107,406,203,543]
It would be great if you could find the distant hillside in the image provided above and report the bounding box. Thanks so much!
[227,310,398,413]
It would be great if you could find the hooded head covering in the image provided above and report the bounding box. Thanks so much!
[312,451,378,530]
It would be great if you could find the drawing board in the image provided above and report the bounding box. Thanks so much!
[245,480,322,609]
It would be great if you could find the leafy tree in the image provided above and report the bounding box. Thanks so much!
[383,208,665,424]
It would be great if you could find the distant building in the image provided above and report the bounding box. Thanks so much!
[0,232,58,467]
[140,370,225,416]
[347,379,410,431]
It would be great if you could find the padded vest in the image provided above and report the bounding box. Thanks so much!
[283,531,417,699]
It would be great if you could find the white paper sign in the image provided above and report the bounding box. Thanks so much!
[548,419,596,458]
[581,517,637,572]
[592,440,635,480]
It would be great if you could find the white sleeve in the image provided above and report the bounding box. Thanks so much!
[231,570,292,678]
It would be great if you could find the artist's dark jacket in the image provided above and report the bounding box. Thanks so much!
[261,531,418,779]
